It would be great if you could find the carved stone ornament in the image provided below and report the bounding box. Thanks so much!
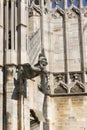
[51,7,64,19]
[70,73,80,82]
[69,73,85,93]
[28,8,33,17]
[34,53,48,71]
[28,0,42,16]
[45,73,51,94]
[54,74,68,94]
[67,10,78,19]
[19,64,41,79]
[51,11,61,18]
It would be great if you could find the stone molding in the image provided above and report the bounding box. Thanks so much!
[40,72,87,95]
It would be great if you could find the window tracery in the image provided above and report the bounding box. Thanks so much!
[67,0,79,7]
[51,0,63,9]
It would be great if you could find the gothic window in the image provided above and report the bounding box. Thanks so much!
[52,1,56,8]
[67,0,72,7]
[67,0,79,7]
[83,0,87,6]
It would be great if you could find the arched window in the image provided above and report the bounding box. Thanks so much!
[67,0,71,7]
[52,1,56,8]
[67,0,79,7]
[83,0,87,6]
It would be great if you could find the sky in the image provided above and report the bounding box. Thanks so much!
[52,0,87,8]
[83,0,87,6]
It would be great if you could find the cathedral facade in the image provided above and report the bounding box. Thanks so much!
[0,0,87,130]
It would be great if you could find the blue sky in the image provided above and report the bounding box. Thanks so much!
[83,0,87,6]
[52,0,87,8]
[67,0,79,7]
[52,1,63,8]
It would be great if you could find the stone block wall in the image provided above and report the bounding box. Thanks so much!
[46,95,87,130]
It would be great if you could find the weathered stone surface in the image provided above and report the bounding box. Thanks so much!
[47,96,87,130]
[1,1,87,130]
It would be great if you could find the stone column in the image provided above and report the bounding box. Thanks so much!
[17,1,29,129]
[11,0,15,50]
[63,8,70,83]
[0,68,3,130]
[6,67,18,130]
[79,5,85,82]
[79,0,83,8]
[40,0,44,52]
[64,0,67,9]
[0,0,4,130]
[5,0,9,49]
[17,0,28,64]
[0,0,4,53]
[15,0,17,51]
[24,97,30,130]
[47,0,51,10]
[24,79,30,130]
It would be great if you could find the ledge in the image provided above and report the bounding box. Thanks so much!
[46,92,87,97]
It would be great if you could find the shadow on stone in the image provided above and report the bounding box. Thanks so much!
[11,78,19,100]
